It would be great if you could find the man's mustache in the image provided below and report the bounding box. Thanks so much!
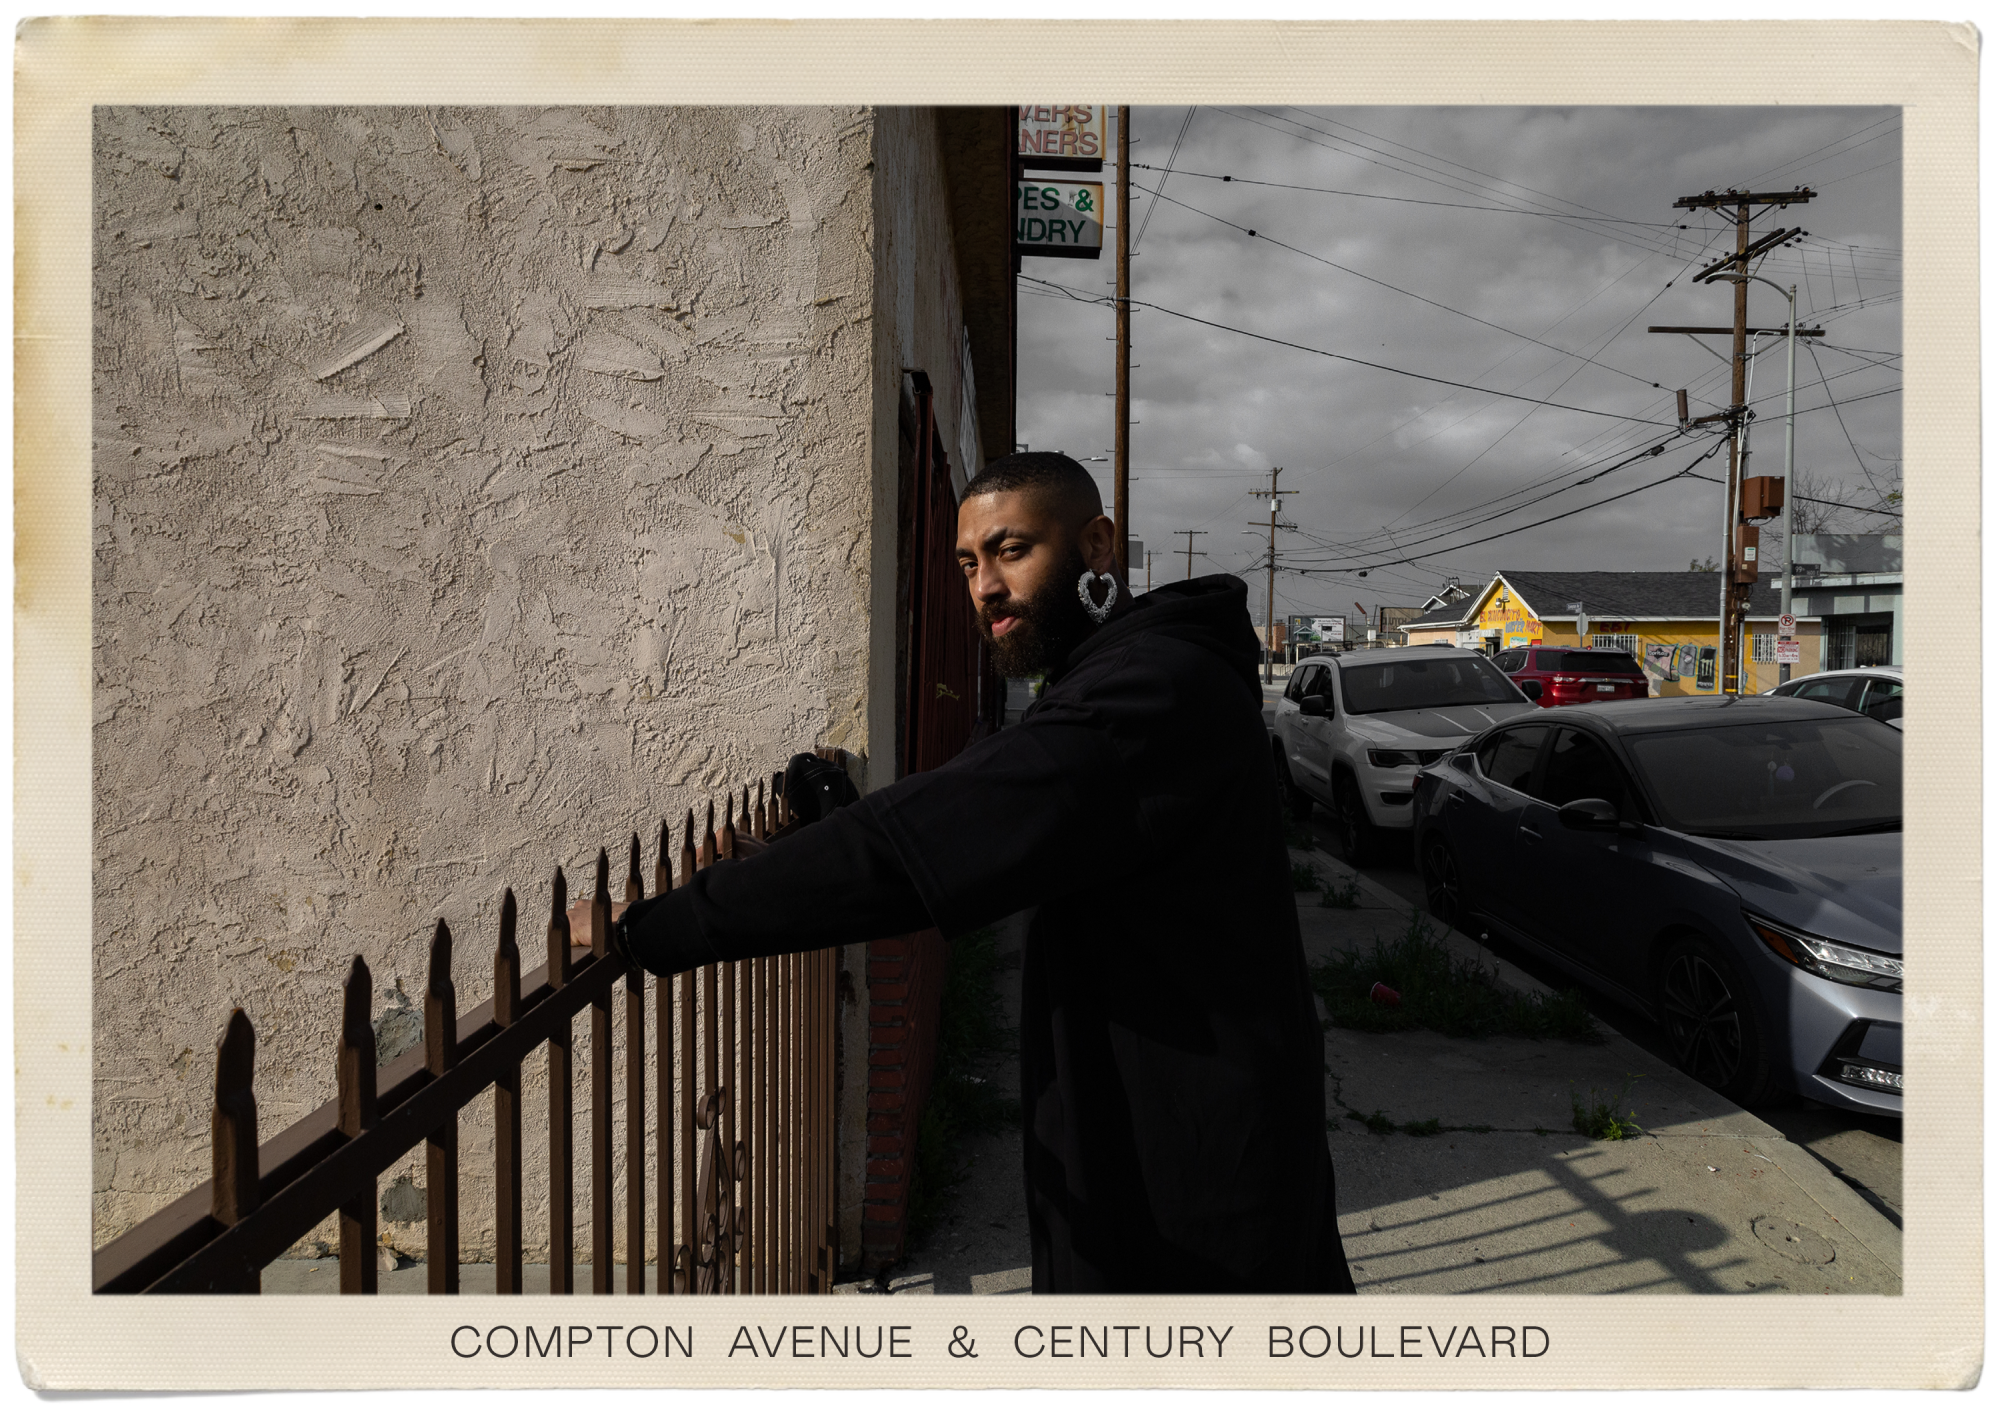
[978,599,1032,635]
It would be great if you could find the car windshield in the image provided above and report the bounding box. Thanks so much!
[1625,716,1903,839]
[1340,656,1522,714]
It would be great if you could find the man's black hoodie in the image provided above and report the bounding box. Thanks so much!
[622,574,1355,1293]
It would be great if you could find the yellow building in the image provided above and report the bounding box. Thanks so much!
[1402,572,1821,696]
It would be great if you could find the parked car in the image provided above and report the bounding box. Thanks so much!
[1411,694,1901,1116]
[1269,646,1536,863]
[1494,644,1650,706]
[1766,665,1903,730]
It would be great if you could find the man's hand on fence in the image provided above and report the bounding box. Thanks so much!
[566,897,635,961]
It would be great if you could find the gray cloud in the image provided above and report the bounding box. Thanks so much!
[1016,105,1901,618]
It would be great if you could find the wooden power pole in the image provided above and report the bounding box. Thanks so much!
[1114,104,1131,583]
[1249,468,1299,684]
[1173,529,1206,581]
[1665,186,1814,695]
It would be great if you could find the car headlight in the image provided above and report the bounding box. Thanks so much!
[1367,748,1448,769]
[1747,914,1902,992]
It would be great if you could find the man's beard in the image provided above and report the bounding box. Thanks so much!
[979,549,1102,678]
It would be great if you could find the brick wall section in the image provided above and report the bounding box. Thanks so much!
[861,926,951,1269]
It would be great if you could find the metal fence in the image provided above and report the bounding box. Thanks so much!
[93,770,838,1295]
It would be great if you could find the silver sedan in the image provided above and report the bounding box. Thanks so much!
[1412,693,1902,1117]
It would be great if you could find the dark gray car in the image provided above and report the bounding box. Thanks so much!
[1411,694,1902,1117]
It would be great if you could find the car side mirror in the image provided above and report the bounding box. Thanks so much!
[1557,797,1620,832]
[1521,679,1544,701]
[1301,694,1329,717]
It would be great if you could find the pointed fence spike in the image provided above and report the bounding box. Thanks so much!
[211,1009,259,1234]
[591,847,614,959]
[426,920,457,1076]
[627,832,644,903]
[495,888,520,1028]
[655,819,673,895]
[336,957,378,1293]
[427,919,453,994]
[681,809,699,888]
[339,956,377,1133]
[549,867,572,986]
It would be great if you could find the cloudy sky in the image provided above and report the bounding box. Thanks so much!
[1015,106,1902,622]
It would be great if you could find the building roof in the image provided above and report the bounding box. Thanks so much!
[1494,570,1799,621]
[1402,599,1477,630]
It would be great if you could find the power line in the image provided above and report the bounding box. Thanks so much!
[1128,161,1677,226]
[1280,442,1729,574]
[1132,182,1666,388]
[1747,114,1900,185]
[1677,471,1901,519]
[1279,437,1688,565]
[1131,108,1196,254]
[1270,105,1640,227]
[1016,272,1677,426]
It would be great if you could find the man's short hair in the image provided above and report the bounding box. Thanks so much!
[961,451,1104,525]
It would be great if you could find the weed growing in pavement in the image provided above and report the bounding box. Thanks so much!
[1291,860,1323,892]
[1570,1077,1644,1141]
[906,928,1021,1242]
[1348,1108,1398,1135]
[1308,909,1602,1043]
[1342,1108,1491,1138]
[1283,821,1317,850]
[1318,875,1361,910]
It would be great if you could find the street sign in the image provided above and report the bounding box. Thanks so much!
[1016,180,1104,259]
[1776,638,1801,664]
[1778,613,1797,635]
[1017,105,1106,171]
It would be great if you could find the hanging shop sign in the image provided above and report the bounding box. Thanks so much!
[1017,105,1106,171]
[1016,180,1104,259]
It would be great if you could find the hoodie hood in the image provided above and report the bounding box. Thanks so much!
[1058,573,1263,691]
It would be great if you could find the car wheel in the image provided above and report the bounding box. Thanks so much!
[1274,746,1314,821]
[1333,770,1382,867]
[1419,831,1465,929]
[1655,934,1778,1107]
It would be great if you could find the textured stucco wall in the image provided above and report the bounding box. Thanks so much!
[91,105,983,1265]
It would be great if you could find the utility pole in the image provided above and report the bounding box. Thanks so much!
[1145,549,1155,592]
[1248,468,1300,684]
[1663,186,1813,695]
[1173,529,1206,581]
[1113,104,1131,583]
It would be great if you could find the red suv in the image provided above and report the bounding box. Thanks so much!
[1493,646,1649,707]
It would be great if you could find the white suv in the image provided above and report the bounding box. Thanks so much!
[1269,646,1536,863]
[1764,666,1903,731]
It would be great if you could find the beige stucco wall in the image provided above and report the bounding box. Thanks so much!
[91,105,986,1268]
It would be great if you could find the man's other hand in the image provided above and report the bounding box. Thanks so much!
[784,752,860,825]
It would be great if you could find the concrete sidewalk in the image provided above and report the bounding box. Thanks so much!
[1303,848,1899,1295]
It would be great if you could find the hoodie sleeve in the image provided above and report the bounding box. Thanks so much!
[617,695,1142,975]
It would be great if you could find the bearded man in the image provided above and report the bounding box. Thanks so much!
[615,451,1355,1295]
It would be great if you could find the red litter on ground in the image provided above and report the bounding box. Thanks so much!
[1369,982,1402,1007]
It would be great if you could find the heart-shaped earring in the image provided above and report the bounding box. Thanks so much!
[1076,569,1119,625]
